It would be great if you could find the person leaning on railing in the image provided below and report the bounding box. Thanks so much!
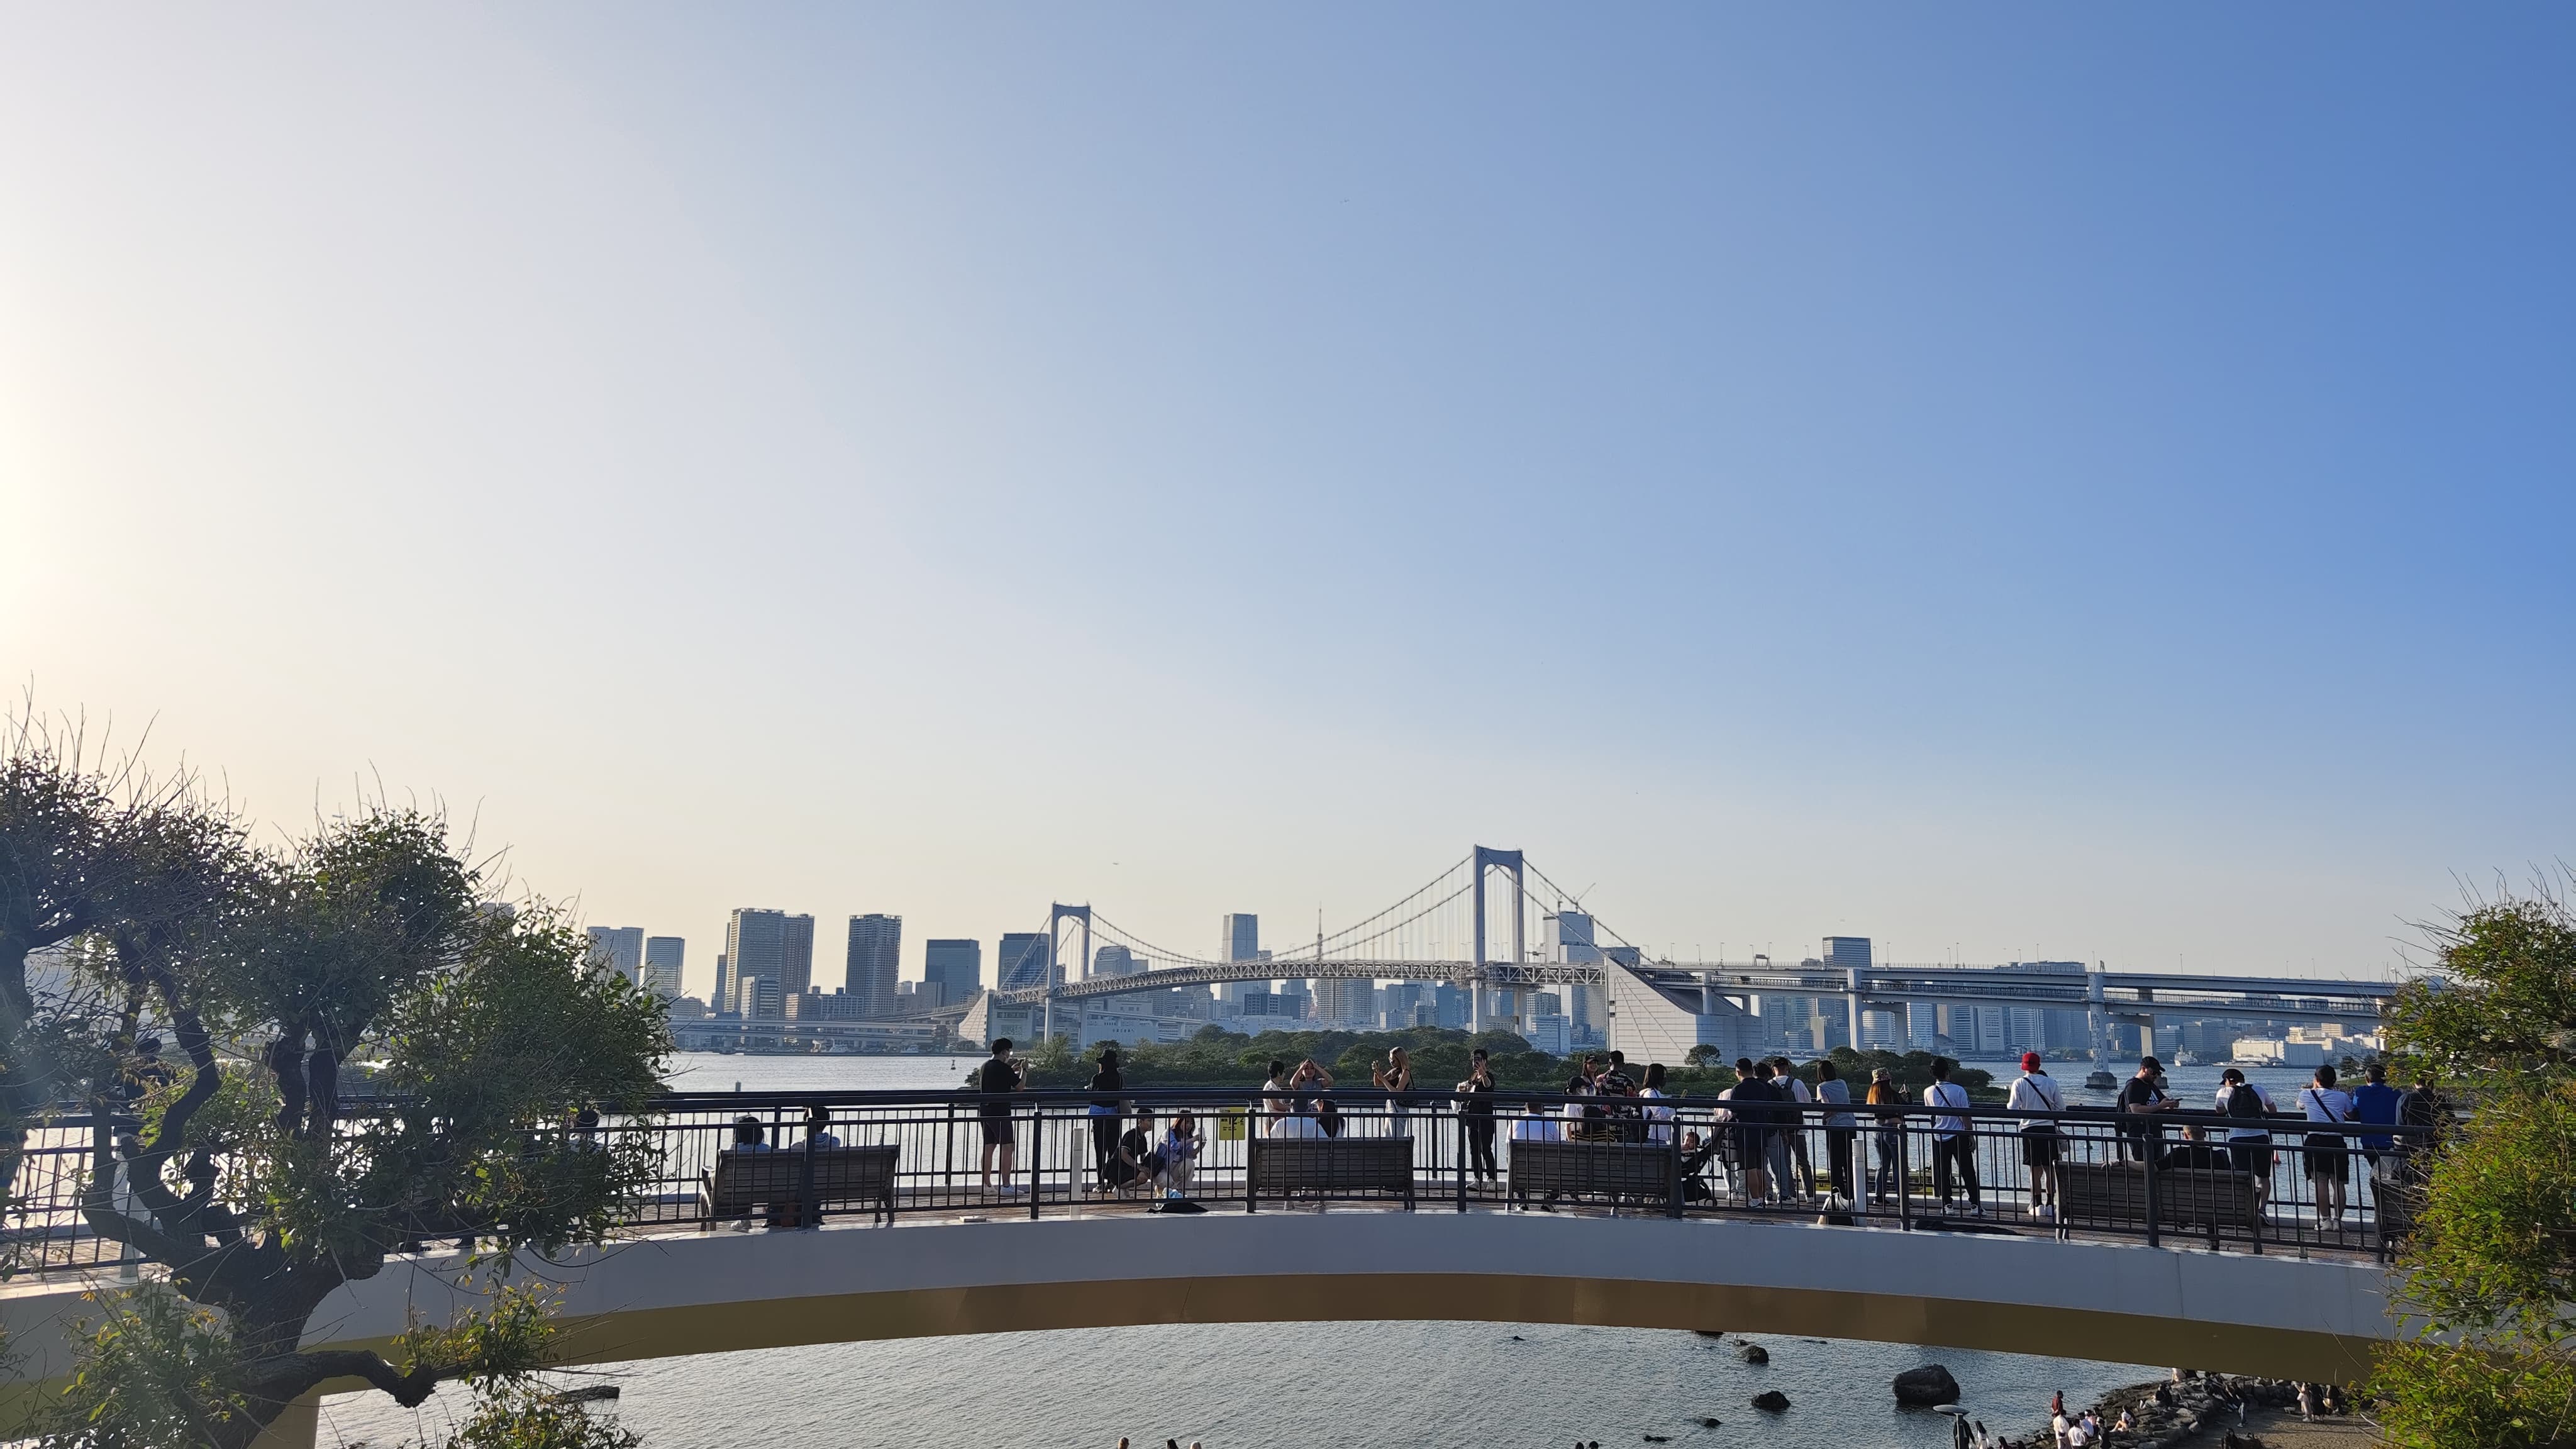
[2295,1065,2355,1229]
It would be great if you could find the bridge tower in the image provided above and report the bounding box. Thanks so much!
[1468,846,1525,1034]
[1043,904,1091,1043]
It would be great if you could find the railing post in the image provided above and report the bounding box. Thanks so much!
[1667,1133,1684,1219]
[1454,1106,1468,1214]
[1897,1116,1913,1231]
[2141,1118,2161,1250]
[1028,1102,1042,1221]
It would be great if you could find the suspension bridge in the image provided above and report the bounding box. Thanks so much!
[909,847,2399,1062]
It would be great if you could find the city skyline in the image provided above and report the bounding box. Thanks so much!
[6,10,2568,992]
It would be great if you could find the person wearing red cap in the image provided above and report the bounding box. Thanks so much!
[2006,1050,2067,1223]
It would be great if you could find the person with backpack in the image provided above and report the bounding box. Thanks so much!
[2218,1067,2279,1215]
[2297,1064,2356,1228]
[2005,1052,2066,1222]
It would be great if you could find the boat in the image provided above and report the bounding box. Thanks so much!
[2084,1068,2119,1091]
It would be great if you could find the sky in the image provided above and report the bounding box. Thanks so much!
[4,8,2572,1001]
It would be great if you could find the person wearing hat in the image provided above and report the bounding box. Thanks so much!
[2116,1054,2178,1163]
[2006,1051,2067,1222]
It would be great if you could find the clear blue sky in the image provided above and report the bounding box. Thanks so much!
[4,8,2569,996]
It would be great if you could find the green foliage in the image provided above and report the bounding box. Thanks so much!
[445,1382,641,1449]
[41,1284,251,1449]
[2372,1339,2576,1449]
[2373,885,2576,1448]
[395,1284,564,1386]
[1014,1026,1563,1090]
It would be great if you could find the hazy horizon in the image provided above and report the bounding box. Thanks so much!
[7,9,2571,1000]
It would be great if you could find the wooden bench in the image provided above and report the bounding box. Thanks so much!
[2057,1160,2258,1242]
[1246,1136,1414,1211]
[1508,1138,1678,1210]
[699,1144,899,1228]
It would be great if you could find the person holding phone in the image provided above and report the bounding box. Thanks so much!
[1456,1048,1499,1184]
[1157,1111,1204,1197]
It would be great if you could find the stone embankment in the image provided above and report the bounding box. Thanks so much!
[2032,1374,2367,1449]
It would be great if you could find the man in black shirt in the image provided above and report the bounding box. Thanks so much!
[978,1037,1023,1194]
[2116,1055,2177,1162]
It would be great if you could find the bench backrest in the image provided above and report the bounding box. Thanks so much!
[1247,1136,1413,1194]
[1508,1138,1678,1196]
[2057,1161,2256,1230]
[709,1145,899,1206]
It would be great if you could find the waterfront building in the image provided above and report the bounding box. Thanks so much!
[642,936,685,999]
[845,914,901,1018]
[923,938,981,1007]
[721,910,803,1015]
[782,913,815,996]
[740,975,782,1021]
[1312,977,1371,1026]
[584,926,643,982]
[1092,943,1144,977]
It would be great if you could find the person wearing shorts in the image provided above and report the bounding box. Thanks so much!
[978,1038,1022,1194]
[2005,1053,2065,1221]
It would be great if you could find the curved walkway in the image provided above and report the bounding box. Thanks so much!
[6,1210,2390,1378]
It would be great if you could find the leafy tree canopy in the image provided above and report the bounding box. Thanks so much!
[2373,881,2576,1449]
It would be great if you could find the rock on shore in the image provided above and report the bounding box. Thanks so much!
[1751,1391,1790,1413]
[1893,1365,1962,1406]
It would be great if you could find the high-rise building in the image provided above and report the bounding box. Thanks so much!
[1823,936,1873,970]
[923,939,982,1008]
[584,926,643,982]
[1093,944,1144,977]
[722,909,791,1016]
[845,914,902,1018]
[742,976,782,1020]
[1219,914,1260,1008]
[1312,977,1372,1026]
[641,936,685,999]
[997,932,1051,991]
[782,913,815,997]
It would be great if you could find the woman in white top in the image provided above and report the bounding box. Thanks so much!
[2297,1064,2357,1228]
[1638,1063,1676,1145]
[2004,1052,2067,1221]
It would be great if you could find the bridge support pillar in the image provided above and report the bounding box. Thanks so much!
[1469,847,1524,1039]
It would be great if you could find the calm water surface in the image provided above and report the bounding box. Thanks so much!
[318,1050,2309,1447]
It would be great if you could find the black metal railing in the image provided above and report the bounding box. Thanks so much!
[4,1089,2439,1276]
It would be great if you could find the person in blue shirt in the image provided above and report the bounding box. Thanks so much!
[2349,1060,2401,1172]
